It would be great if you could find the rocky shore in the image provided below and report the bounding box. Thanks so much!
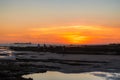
[0,44,120,80]
[0,61,47,80]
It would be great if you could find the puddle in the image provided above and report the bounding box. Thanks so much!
[23,71,120,80]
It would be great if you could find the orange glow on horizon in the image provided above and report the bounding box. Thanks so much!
[0,25,120,44]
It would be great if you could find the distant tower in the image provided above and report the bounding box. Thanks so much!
[44,44,47,48]
[37,44,40,48]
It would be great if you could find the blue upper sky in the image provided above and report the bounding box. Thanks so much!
[0,0,120,27]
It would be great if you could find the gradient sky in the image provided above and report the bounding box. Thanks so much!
[0,0,120,44]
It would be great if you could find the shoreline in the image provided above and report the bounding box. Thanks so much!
[10,44,120,55]
[0,54,120,80]
[0,45,120,80]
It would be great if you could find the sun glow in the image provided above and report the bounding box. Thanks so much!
[0,25,120,44]
[63,34,88,44]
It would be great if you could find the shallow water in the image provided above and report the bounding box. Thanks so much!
[23,71,120,80]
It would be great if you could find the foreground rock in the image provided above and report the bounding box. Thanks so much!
[0,61,47,80]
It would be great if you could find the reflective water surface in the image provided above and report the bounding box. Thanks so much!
[23,71,120,80]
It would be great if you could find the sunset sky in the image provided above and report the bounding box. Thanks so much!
[0,0,120,44]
